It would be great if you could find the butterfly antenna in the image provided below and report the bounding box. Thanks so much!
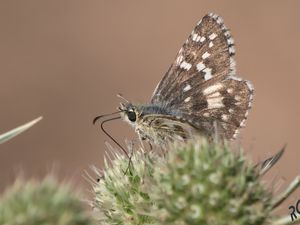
[117,93,130,103]
[98,116,129,158]
[124,142,134,175]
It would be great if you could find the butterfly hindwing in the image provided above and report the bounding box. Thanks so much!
[151,76,253,139]
[184,76,254,139]
[137,114,197,144]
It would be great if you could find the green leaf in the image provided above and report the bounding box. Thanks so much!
[0,116,42,144]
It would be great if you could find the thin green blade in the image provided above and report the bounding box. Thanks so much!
[0,116,42,144]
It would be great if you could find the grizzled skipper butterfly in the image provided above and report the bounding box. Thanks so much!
[94,13,284,174]
[98,13,254,144]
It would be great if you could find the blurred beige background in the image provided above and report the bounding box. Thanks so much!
[0,0,299,215]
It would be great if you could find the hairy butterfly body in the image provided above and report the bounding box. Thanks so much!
[119,13,254,145]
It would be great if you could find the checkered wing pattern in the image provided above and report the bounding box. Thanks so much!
[150,13,254,139]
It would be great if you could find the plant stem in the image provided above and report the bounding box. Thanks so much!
[272,215,300,225]
[271,176,300,209]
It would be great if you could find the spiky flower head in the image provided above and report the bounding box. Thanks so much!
[92,145,161,225]
[93,139,300,225]
[150,139,272,225]
[0,176,94,225]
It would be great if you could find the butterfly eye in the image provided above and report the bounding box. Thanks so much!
[127,111,136,122]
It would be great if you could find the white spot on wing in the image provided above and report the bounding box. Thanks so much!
[234,95,241,101]
[249,94,254,101]
[203,68,212,80]
[184,97,191,102]
[180,61,192,70]
[203,83,223,95]
[216,17,223,25]
[233,129,239,139]
[240,119,246,127]
[202,52,211,59]
[196,62,205,71]
[246,80,254,91]
[229,46,235,54]
[207,98,224,109]
[229,76,242,81]
[176,55,183,65]
[227,37,234,45]
[221,114,229,121]
[208,92,220,98]
[227,88,233,94]
[203,112,210,117]
[183,84,191,92]
[224,30,231,37]
[229,57,236,74]
[209,13,218,20]
[192,33,201,42]
[209,33,217,40]
[200,36,206,42]
[209,41,214,48]
[197,19,202,25]
[229,108,234,113]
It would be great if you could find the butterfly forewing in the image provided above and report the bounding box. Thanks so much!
[150,13,254,139]
[151,13,235,105]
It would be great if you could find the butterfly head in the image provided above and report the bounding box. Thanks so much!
[119,102,141,126]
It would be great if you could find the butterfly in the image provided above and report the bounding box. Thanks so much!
[116,13,254,145]
[93,13,286,175]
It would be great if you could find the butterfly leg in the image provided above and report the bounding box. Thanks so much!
[123,140,135,175]
[141,138,154,152]
[136,129,152,151]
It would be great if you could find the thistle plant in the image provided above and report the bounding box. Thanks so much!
[0,117,94,225]
[92,145,160,225]
[92,139,300,225]
[0,176,94,225]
